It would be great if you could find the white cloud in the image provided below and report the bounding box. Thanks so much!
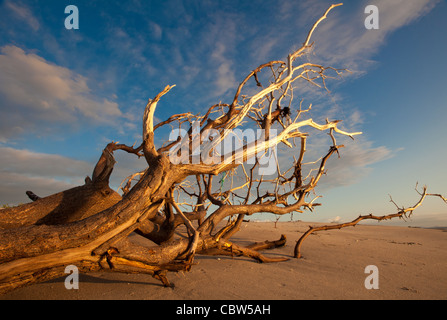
[0,45,122,141]
[330,216,342,223]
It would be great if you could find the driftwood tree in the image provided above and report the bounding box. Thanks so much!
[0,3,445,294]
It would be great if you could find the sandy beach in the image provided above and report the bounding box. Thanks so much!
[1,221,446,300]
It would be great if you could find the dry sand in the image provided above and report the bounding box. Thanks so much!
[1,221,446,300]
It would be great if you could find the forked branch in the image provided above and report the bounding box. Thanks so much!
[294,185,447,258]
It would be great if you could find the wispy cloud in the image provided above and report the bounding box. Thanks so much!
[148,21,163,41]
[4,0,40,32]
[308,0,439,71]
[211,42,237,97]
[318,137,394,190]
[0,46,122,141]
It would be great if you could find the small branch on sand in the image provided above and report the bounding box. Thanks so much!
[294,185,447,258]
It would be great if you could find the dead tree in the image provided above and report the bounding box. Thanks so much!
[0,3,444,294]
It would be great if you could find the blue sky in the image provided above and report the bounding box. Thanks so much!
[1,0,446,227]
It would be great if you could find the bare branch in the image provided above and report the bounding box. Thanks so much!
[143,85,175,163]
[294,186,447,258]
